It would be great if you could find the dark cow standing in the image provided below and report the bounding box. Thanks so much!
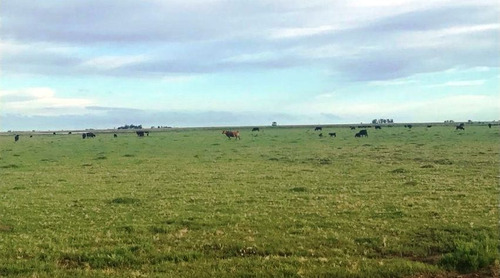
[222,130,240,140]
[82,133,86,139]
[114,134,118,138]
[318,133,323,137]
[14,134,19,142]
[314,126,322,131]
[136,131,149,137]
[355,129,368,137]
[488,123,492,128]
[252,127,260,132]
[328,132,336,137]
[375,126,382,129]
[456,125,465,130]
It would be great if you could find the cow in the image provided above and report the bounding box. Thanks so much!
[375,125,382,130]
[350,126,356,130]
[407,124,413,129]
[114,134,118,138]
[488,123,492,128]
[314,126,322,131]
[82,133,86,139]
[319,133,323,137]
[456,125,465,130]
[354,133,361,138]
[136,131,149,137]
[85,132,96,138]
[14,134,19,142]
[328,132,336,137]
[222,130,240,140]
[427,125,432,128]
[252,127,260,132]
[358,129,368,137]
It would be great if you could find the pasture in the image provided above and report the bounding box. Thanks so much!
[0,125,498,277]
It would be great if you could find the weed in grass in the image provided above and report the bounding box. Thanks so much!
[110,197,140,204]
[439,236,499,273]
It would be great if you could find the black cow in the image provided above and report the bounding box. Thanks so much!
[358,129,368,137]
[14,134,19,142]
[427,125,432,128]
[354,133,361,138]
[114,134,118,138]
[252,127,260,132]
[82,133,86,139]
[350,126,356,130]
[375,126,382,129]
[328,132,336,137]
[136,131,149,137]
[488,123,492,128]
[456,125,465,130]
[407,124,413,129]
[314,126,322,131]
[318,133,323,137]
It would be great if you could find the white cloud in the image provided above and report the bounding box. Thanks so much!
[81,55,149,70]
[269,25,338,39]
[428,80,486,87]
[0,88,95,115]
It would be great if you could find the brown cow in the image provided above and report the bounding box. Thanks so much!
[222,130,240,140]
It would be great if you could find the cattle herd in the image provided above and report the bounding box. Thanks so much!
[10,123,496,142]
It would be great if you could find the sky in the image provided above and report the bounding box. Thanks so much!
[1,0,499,131]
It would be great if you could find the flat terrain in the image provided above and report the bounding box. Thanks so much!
[0,125,498,277]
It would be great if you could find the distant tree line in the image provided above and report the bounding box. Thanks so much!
[372,119,394,124]
[117,124,143,130]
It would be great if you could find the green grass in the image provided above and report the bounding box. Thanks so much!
[0,125,498,277]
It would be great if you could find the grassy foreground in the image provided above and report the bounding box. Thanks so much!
[0,125,499,277]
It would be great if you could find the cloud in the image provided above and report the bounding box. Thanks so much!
[81,55,150,70]
[0,88,95,115]
[1,1,498,81]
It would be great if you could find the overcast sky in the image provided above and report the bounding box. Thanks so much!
[1,0,499,131]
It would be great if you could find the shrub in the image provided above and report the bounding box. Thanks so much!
[439,236,499,273]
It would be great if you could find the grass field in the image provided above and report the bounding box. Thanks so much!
[0,124,499,277]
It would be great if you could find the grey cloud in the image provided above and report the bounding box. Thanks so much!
[1,1,498,81]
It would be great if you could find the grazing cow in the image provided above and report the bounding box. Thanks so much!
[358,129,368,137]
[318,133,323,137]
[350,126,356,130]
[456,125,465,130]
[354,133,361,138]
[427,125,432,128]
[314,126,322,131]
[53,132,56,135]
[114,134,118,138]
[14,134,19,142]
[136,131,145,137]
[82,132,95,139]
[328,132,336,137]
[375,125,382,129]
[222,130,240,140]
[252,127,260,132]
[407,124,413,129]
